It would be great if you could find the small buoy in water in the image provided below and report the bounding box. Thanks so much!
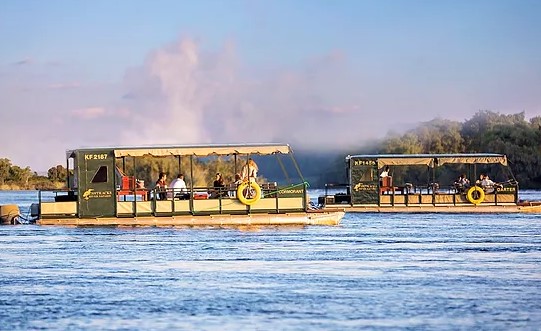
[0,205,20,225]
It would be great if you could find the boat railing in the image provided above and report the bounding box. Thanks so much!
[378,181,518,194]
[35,189,78,219]
[375,180,519,206]
[319,179,519,207]
[140,182,281,201]
[37,182,310,218]
[318,183,351,205]
[38,189,78,202]
[115,182,308,217]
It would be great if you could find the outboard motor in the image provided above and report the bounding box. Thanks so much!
[31,203,40,218]
[0,205,20,225]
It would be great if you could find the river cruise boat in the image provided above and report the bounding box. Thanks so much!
[32,143,344,226]
[319,153,538,213]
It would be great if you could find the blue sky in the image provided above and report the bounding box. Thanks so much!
[1,0,540,170]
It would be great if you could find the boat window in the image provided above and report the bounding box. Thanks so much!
[91,166,108,183]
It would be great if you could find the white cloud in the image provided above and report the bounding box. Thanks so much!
[117,37,374,150]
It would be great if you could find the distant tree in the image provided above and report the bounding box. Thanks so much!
[459,112,540,187]
[530,116,541,129]
[0,158,11,185]
[47,165,67,182]
[9,165,32,185]
[461,110,526,152]
[416,119,464,153]
[380,132,423,154]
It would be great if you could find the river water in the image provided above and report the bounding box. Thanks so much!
[1,190,541,330]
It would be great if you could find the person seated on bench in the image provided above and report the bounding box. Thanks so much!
[429,182,440,194]
[233,173,242,185]
[454,174,470,193]
[480,174,501,193]
[228,173,242,197]
[170,173,189,200]
[154,172,168,200]
[210,173,227,198]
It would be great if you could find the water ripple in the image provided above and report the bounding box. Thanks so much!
[1,191,541,330]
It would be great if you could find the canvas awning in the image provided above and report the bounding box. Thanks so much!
[436,155,507,166]
[113,143,291,158]
[350,153,508,168]
[377,157,434,168]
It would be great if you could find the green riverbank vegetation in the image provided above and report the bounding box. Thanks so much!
[314,110,541,189]
[0,161,65,190]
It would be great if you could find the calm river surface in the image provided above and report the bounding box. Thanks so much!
[1,190,541,330]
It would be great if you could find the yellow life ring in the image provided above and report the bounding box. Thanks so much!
[466,186,485,205]
[237,181,262,205]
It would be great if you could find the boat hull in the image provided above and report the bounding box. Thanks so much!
[324,204,538,213]
[37,211,345,227]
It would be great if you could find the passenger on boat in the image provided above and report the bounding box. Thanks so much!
[234,173,242,185]
[241,158,259,181]
[429,182,440,194]
[155,172,168,200]
[170,174,189,200]
[475,174,485,185]
[454,174,470,193]
[380,166,390,178]
[228,173,243,198]
[379,166,392,192]
[210,173,227,198]
[480,174,496,193]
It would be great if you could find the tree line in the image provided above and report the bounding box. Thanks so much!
[0,159,65,190]
[1,110,540,190]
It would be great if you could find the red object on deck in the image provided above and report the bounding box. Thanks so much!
[122,176,135,190]
[118,176,147,201]
[193,193,208,200]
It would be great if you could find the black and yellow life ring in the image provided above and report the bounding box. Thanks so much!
[466,186,485,205]
[237,181,262,205]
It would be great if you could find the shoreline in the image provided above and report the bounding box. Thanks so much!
[0,183,64,191]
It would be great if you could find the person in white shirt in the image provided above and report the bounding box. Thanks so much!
[480,174,496,193]
[241,158,258,181]
[170,174,189,199]
[380,166,390,178]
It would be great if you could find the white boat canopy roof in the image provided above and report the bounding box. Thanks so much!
[348,153,508,167]
[67,143,292,158]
